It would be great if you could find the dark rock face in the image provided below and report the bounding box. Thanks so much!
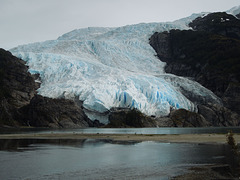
[149,12,240,126]
[0,49,37,126]
[236,13,240,19]
[169,109,210,127]
[150,29,240,107]
[0,49,37,108]
[150,32,172,62]
[0,48,93,128]
[158,105,240,127]
[198,104,240,126]
[222,83,240,115]
[189,12,240,39]
[107,108,158,128]
[107,108,213,127]
[19,95,93,128]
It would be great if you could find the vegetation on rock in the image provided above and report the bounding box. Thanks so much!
[226,131,240,177]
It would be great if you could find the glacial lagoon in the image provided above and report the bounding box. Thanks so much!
[0,127,239,179]
[0,139,232,180]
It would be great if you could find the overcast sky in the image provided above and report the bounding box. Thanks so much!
[1,0,239,50]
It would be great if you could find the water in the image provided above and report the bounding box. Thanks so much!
[0,127,238,179]
[1,127,240,135]
[0,139,232,180]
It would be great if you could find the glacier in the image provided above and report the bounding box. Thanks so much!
[10,14,222,123]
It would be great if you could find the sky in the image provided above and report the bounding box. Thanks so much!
[1,0,239,50]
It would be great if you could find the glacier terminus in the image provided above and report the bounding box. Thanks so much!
[10,15,222,123]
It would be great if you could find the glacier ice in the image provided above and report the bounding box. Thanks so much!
[10,16,222,123]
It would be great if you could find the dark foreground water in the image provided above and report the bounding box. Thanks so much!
[0,139,233,180]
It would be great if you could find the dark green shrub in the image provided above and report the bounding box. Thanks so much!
[226,130,239,155]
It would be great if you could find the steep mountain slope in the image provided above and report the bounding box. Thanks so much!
[0,49,36,126]
[10,18,221,123]
[149,12,240,123]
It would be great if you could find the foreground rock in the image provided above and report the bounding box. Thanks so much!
[19,95,93,128]
[106,108,159,128]
[0,49,93,128]
[107,108,221,127]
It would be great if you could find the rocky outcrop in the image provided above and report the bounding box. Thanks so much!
[19,95,93,128]
[147,13,240,119]
[107,108,214,128]
[150,29,240,113]
[0,49,38,108]
[107,108,158,128]
[0,49,37,126]
[198,104,240,126]
[189,12,240,39]
[222,82,240,115]
[0,48,93,128]
[149,12,240,126]
[157,106,240,127]
[236,13,240,19]
[169,109,210,127]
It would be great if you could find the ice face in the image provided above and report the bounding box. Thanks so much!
[10,19,221,123]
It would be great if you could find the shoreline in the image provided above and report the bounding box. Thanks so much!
[0,133,239,144]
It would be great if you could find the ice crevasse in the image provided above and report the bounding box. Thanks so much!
[10,16,221,123]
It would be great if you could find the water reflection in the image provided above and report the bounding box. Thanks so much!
[0,139,235,180]
[0,139,86,151]
[0,139,138,152]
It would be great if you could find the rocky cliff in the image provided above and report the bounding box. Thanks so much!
[0,49,37,126]
[0,48,93,128]
[107,107,219,128]
[149,12,240,126]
